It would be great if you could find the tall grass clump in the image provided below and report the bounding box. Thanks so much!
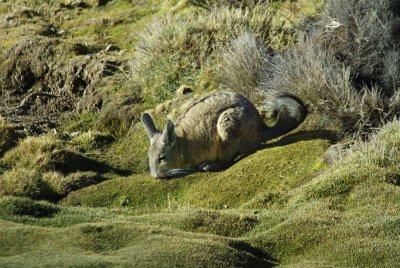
[219,31,269,103]
[0,167,105,201]
[344,119,400,168]
[261,0,400,137]
[1,134,60,171]
[263,42,399,136]
[0,134,110,201]
[0,168,45,199]
[132,3,293,104]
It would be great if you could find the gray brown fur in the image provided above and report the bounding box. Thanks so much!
[142,92,307,178]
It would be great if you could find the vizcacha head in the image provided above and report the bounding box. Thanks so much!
[141,113,179,178]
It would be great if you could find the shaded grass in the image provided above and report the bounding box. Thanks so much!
[0,117,17,155]
[104,123,150,173]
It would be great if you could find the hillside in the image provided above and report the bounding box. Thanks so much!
[1,0,400,267]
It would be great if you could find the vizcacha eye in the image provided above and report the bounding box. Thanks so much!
[158,154,166,163]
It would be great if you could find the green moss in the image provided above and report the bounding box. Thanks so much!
[182,139,330,209]
[0,220,273,267]
[62,174,191,210]
[63,136,331,210]
[104,123,150,173]
[178,210,258,237]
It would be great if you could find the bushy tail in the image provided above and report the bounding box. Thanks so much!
[263,92,308,141]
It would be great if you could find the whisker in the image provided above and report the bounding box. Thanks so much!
[167,167,200,178]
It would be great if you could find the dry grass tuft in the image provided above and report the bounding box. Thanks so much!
[132,3,293,104]
[261,0,400,137]
[219,31,269,103]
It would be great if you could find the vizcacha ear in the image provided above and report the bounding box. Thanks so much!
[161,119,176,146]
[141,113,159,139]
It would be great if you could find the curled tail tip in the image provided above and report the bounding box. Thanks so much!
[263,92,308,141]
[274,92,308,120]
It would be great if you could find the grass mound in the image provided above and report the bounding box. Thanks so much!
[0,220,275,267]
[0,196,59,218]
[179,210,258,237]
[0,168,49,200]
[244,119,400,266]
[1,134,60,171]
[63,131,331,210]
[0,134,116,201]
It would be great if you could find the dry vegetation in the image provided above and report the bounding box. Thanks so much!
[263,0,400,137]
[1,0,400,267]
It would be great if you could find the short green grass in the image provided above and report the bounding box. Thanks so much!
[2,120,400,266]
[0,220,264,267]
[63,134,331,210]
